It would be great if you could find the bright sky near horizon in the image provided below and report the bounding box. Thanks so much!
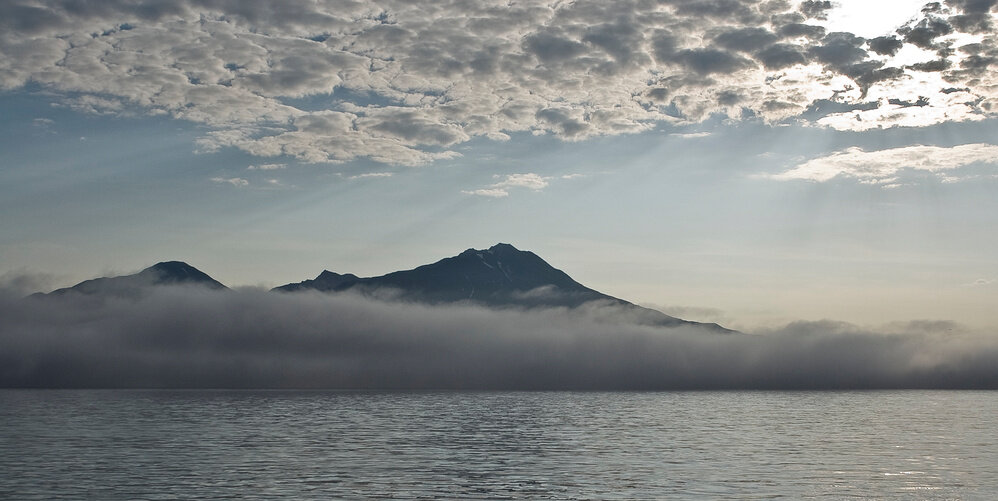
[2,0,997,330]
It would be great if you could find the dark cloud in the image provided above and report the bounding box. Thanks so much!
[945,0,998,14]
[868,36,904,56]
[667,0,765,23]
[847,63,905,93]
[948,13,993,32]
[923,2,945,14]
[360,109,468,146]
[900,17,954,50]
[888,96,930,107]
[713,27,780,53]
[799,98,880,120]
[954,42,998,75]
[670,48,756,75]
[754,43,808,69]
[523,31,588,64]
[581,20,647,67]
[0,1,191,34]
[650,31,679,64]
[777,22,826,40]
[535,108,590,137]
[799,0,833,20]
[908,59,952,72]
[716,90,743,106]
[3,286,998,389]
[809,32,868,69]
[960,53,997,72]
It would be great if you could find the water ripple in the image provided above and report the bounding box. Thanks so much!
[1,390,996,499]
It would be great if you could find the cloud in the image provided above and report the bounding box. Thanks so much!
[211,176,250,187]
[464,173,550,197]
[799,0,833,20]
[0,0,996,168]
[0,271,60,296]
[346,172,393,180]
[771,143,998,184]
[494,173,549,190]
[868,35,905,56]
[462,188,510,198]
[899,16,954,50]
[669,132,712,139]
[3,286,998,389]
[246,163,287,170]
[646,304,731,324]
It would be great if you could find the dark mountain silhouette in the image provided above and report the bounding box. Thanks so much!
[42,261,227,297]
[276,243,732,332]
[28,248,731,331]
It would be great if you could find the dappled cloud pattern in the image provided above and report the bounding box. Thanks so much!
[2,0,997,166]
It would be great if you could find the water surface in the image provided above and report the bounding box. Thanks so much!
[1,390,996,499]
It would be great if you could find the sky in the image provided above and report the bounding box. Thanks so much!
[2,0,998,331]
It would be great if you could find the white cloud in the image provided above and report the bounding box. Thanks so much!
[0,1,996,168]
[211,176,250,187]
[465,173,551,197]
[494,173,549,191]
[771,143,998,184]
[347,172,393,180]
[247,163,287,170]
[462,188,509,198]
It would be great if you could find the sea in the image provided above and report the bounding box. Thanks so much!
[1,390,996,499]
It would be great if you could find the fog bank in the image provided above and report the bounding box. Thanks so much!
[2,286,996,389]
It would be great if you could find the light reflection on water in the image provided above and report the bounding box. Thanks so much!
[1,390,996,499]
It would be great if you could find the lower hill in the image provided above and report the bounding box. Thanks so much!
[40,261,227,297]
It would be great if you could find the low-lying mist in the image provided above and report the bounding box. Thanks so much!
[2,285,996,389]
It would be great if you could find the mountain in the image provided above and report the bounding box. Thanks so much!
[42,261,227,297]
[275,243,732,332]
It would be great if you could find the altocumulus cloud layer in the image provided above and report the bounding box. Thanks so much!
[2,1,997,166]
[3,286,997,389]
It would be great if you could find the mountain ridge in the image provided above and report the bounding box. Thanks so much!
[275,243,732,332]
[30,245,732,332]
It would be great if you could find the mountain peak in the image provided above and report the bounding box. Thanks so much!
[461,243,521,257]
[274,270,359,292]
[272,244,733,332]
[139,261,227,288]
[488,242,518,253]
[42,261,226,296]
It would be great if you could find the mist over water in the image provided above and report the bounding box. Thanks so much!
[2,285,997,389]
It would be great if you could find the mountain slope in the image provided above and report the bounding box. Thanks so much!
[44,261,227,296]
[276,243,732,332]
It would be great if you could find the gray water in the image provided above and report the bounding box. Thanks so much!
[1,391,996,499]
